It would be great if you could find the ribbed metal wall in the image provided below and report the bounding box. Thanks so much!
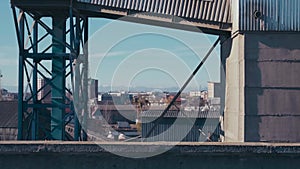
[239,0,300,31]
[141,110,221,142]
[77,0,231,23]
[141,118,220,142]
[141,110,221,118]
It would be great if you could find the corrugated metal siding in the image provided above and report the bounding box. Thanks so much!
[0,101,18,128]
[77,0,231,23]
[239,0,300,31]
[141,110,221,141]
[141,118,220,142]
[141,110,221,118]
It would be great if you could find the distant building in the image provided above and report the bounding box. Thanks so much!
[38,78,51,103]
[189,91,201,97]
[98,92,132,105]
[207,82,221,98]
[1,89,8,96]
[0,89,18,101]
[97,104,136,124]
[165,92,181,106]
[88,79,98,100]
[189,91,208,100]
[96,104,165,124]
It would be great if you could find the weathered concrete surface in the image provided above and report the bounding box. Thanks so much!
[244,33,300,142]
[224,32,300,142]
[224,33,245,142]
[1,141,300,169]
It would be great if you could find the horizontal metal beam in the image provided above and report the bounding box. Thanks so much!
[25,103,70,109]
[24,53,73,60]
[11,0,70,9]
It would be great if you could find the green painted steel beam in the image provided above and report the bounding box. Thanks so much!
[51,16,66,140]
[31,20,38,140]
[15,9,24,140]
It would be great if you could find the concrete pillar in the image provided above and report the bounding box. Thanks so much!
[224,33,245,142]
[220,35,232,142]
[224,32,300,142]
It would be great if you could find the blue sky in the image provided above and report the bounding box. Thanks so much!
[0,0,19,91]
[0,0,222,92]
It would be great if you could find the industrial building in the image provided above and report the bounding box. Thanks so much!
[0,0,300,168]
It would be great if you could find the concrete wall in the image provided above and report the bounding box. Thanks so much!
[224,32,300,142]
[244,33,300,142]
[1,142,300,169]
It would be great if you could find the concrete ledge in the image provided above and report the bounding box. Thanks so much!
[1,141,300,154]
[1,141,300,169]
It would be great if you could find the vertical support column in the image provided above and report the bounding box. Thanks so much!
[73,59,81,140]
[220,35,231,111]
[17,11,25,140]
[220,35,232,142]
[51,16,66,140]
[82,17,89,141]
[73,15,81,141]
[224,33,245,142]
[31,19,38,140]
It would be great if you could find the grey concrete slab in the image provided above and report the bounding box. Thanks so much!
[1,142,300,169]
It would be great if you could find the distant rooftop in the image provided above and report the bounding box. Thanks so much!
[0,101,18,128]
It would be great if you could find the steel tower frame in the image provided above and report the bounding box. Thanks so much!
[12,3,89,140]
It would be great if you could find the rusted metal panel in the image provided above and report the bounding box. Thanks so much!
[77,0,232,23]
[238,0,300,31]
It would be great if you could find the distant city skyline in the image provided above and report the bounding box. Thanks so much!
[98,84,209,93]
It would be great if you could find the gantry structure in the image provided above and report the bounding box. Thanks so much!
[11,0,90,140]
[11,0,232,140]
[11,0,300,142]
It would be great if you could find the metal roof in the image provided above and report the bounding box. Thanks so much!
[12,0,300,32]
[0,101,18,128]
[141,110,221,118]
[77,0,232,23]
